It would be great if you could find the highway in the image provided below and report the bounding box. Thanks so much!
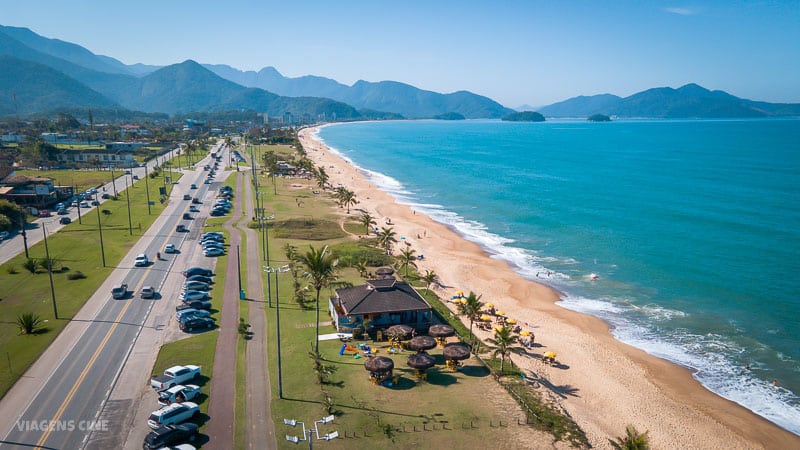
[0,142,230,449]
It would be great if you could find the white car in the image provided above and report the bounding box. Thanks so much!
[157,385,200,406]
[203,248,224,257]
[134,253,150,267]
[147,402,199,429]
[164,244,178,254]
[180,291,211,301]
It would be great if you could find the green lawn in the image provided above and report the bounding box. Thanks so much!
[0,170,181,397]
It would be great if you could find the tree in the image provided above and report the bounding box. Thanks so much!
[421,270,439,295]
[397,247,417,278]
[336,187,357,214]
[299,245,339,353]
[457,291,484,348]
[315,166,329,190]
[354,260,368,278]
[486,324,518,372]
[358,212,377,236]
[609,425,650,450]
[16,312,44,335]
[376,227,397,255]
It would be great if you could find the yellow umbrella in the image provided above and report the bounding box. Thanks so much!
[459,298,468,305]
[496,311,506,316]
[494,325,505,333]
[506,318,517,325]
[486,303,494,308]
[520,330,531,337]
[544,351,557,359]
[456,290,464,297]
[480,314,492,322]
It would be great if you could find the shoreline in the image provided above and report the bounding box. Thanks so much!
[299,125,799,448]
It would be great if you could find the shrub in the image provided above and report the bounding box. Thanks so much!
[16,312,45,335]
[22,258,37,274]
[6,265,18,274]
[67,271,86,280]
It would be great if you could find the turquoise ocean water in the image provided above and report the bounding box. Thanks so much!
[317,119,800,434]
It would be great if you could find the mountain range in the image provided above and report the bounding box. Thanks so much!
[1,24,799,119]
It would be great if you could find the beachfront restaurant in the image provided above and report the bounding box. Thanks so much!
[330,277,433,334]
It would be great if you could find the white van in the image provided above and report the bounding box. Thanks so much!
[134,253,150,267]
[147,402,199,429]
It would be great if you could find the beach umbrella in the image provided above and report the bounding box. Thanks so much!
[456,290,464,297]
[443,343,471,361]
[494,325,505,333]
[496,311,506,316]
[385,324,413,340]
[364,356,395,373]
[506,318,517,325]
[408,335,437,352]
[407,352,436,370]
[480,314,492,322]
[485,303,494,308]
[543,351,557,364]
[428,324,455,338]
[520,330,531,337]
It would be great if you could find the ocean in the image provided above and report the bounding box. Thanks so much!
[317,118,800,434]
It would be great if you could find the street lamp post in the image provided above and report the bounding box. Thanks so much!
[41,221,58,319]
[284,416,337,449]
[110,166,117,197]
[94,193,106,266]
[19,209,28,258]
[265,264,290,399]
[124,176,133,235]
[144,165,151,215]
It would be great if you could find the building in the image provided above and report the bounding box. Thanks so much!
[330,276,433,333]
[56,146,138,167]
[0,170,73,208]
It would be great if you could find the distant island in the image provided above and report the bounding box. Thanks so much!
[501,111,545,122]
[588,114,611,122]
[433,112,465,120]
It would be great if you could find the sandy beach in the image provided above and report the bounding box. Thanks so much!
[299,125,799,449]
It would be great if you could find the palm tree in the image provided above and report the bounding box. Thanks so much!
[358,212,376,236]
[16,312,44,335]
[299,245,339,353]
[397,247,417,278]
[486,324,518,372]
[315,166,329,190]
[457,291,484,348]
[338,188,357,214]
[421,270,439,295]
[354,260,368,278]
[376,227,398,255]
[609,425,650,450]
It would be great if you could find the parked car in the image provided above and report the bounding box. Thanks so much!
[176,300,212,311]
[176,224,188,232]
[79,201,90,208]
[182,281,210,292]
[186,275,213,284]
[201,232,223,239]
[181,317,215,332]
[38,210,51,217]
[142,423,199,450]
[147,402,199,429]
[101,193,111,199]
[201,242,224,251]
[91,200,100,206]
[180,291,211,302]
[0,231,9,241]
[176,309,211,323]
[134,253,150,267]
[141,286,157,299]
[157,385,200,406]
[164,243,178,254]
[203,247,224,257]
[209,209,225,217]
[59,217,72,225]
[150,365,201,390]
[57,208,69,215]
[183,267,213,277]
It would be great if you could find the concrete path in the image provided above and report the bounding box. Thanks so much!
[242,172,276,449]
[204,172,243,447]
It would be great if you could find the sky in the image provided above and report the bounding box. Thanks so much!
[2,0,799,107]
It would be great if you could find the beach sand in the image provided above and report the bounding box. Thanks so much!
[299,126,799,449]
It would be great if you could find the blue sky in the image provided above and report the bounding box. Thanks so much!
[2,1,799,107]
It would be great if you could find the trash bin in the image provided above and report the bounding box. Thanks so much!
[239,289,246,300]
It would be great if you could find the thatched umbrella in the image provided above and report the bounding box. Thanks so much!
[443,343,471,371]
[407,351,436,380]
[364,356,395,383]
[386,324,413,340]
[428,324,455,347]
[408,335,437,353]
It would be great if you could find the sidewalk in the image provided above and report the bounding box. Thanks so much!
[204,172,243,447]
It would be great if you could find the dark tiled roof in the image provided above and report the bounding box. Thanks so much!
[335,278,431,315]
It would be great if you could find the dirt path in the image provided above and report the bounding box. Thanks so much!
[204,172,243,447]
[242,173,276,448]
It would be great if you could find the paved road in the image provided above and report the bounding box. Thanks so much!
[0,143,227,449]
[0,150,178,266]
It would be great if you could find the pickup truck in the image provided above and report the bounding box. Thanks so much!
[157,384,201,406]
[111,283,128,299]
[150,365,201,390]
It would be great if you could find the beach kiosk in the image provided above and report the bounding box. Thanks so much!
[428,324,455,347]
[365,356,394,385]
[407,352,436,380]
[443,343,471,371]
